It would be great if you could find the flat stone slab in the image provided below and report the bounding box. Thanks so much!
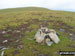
[49,33,60,44]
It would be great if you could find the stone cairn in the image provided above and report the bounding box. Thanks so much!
[34,26,60,46]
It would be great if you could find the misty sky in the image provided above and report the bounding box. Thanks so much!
[0,0,75,12]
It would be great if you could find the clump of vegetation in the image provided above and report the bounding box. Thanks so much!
[3,34,11,38]
[7,29,12,32]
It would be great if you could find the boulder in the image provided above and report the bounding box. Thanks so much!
[34,29,41,40]
[35,33,46,43]
[49,32,60,44]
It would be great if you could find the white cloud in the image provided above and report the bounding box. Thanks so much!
[0,0,75,12]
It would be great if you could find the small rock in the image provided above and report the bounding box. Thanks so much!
[1,47,7,56]
[16,40,20,42]
[70,37,75,41]
[1,50,4,56]
[69,34,73,36]
[59,29,65,32]
[21,28,26,30]
[3,40,8,43]
[0,46,5,50]
[2,31,6,34]
[2,47,7,50]
[17,45,24,49]
[13,30,21,33]
[16,30,21,33]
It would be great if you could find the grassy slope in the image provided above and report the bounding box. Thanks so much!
[0,7,75,56]
[0,7,50,13]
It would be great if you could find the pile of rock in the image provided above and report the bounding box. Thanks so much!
[34,26,60,46]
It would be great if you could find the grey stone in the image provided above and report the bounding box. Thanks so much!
[70,37,75,41]
[2,31,6,34]
[70,34,75,41]
[1,47,7,56]
[34,29,42,40]
[69,33,73,36]
[60,29,65,32]
[1,51,4,56]
[16,40,20,42]
[48,32,60,44]
[13,30,21,33]
[2,40,8,43]
[1,47,7,50]
[0,46,5,50]
[16,30,21,33]
[17,45,24,49]
[21,28,26,30]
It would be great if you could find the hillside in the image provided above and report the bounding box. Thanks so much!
[0,7,50,13]
[0,7,75,56]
